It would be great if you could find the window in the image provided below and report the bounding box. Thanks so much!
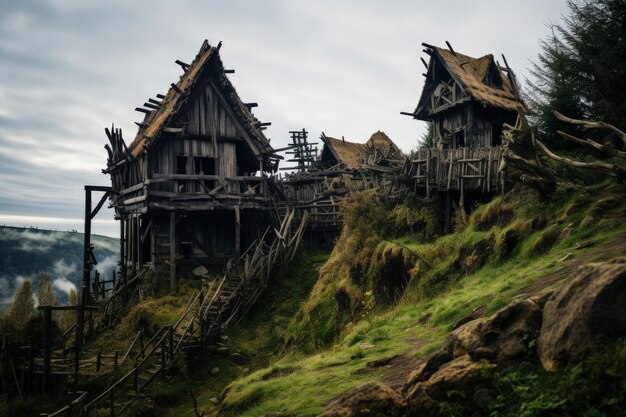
[194,157,216,191]
[176,156,187,174]
[454,131,465,148]
[176,156,188,192]
[492,124,503,146]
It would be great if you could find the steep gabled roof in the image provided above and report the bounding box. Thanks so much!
[365,131,402,155]
[128,40,273,158]
[320,135,363,169]
[414,44,521,118]
[320,131,403,169]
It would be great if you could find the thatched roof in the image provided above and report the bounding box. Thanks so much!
[414,44,521,118]
[128,40,272,159]
[320,131,403,169]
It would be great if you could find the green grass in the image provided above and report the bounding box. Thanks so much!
[208,183,626,417]
[157,249,332,417]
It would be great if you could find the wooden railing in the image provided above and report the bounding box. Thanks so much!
[116,175,275,209]
[42,210,309,417]
[405,147,505,196]
[39,391,88,417]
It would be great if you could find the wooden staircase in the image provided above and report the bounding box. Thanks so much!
[41,209,309,417]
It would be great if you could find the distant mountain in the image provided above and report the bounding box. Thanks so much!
[0,226,119,309]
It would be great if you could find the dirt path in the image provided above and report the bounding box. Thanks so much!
[519,238,626,297]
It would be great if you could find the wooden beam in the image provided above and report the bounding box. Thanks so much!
[175,60,189,70]
[234,206,241,260]
[143,102,160,110]
[244,102,258,108]
[135,107,152,115]
[169,212,176,294]
[445,41,456,55]
[171,83,183,94]
[224,69,235,74]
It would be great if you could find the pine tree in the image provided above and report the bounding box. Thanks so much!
[36,272,58,307]
[9,280,35,329]
[419,122,434,148]
[527,0,626,147]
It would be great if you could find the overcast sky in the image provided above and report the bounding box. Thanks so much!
[0,0,568,237]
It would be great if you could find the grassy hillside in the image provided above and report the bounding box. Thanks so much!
[17,181,625,417]
[207,182,626,417]
[0,226,118,307]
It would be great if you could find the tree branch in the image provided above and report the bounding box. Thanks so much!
[553,110,626,145]
[556,130,626,159]
[535,135,626,180]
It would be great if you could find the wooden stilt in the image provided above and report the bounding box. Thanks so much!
[170,211,176,294]
[235,206,241,261]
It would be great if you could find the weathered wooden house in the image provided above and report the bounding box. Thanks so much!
[400,43,525,227]
[409,43,520,149]
[282,131,404,234]
[318,131,403,169]
[104,40,281,286]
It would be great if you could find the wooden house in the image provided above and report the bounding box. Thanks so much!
[282,131,404,234]
[104,40,281,287]
[408,43,521,149]
[318,131,403,169]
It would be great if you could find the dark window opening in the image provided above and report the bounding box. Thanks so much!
[492,124,503,146]
[180,241,192,259]
[194,156,216,191]
[176,155,187,192]
[454,131,465,148]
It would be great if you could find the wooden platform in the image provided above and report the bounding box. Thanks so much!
[404,146,504,195]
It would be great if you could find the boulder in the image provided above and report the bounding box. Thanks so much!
[210,367,220,375]
[443,295,546,365]
[405,355,493,417]
[403,350,451,391]
[320,382,406,417]
[538,261,626,371]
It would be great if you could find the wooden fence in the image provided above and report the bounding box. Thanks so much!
[405,147,505,196]
[41,210,309,417]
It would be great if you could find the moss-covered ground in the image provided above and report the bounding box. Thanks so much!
[8,182,625,417]
[208,182,626,417]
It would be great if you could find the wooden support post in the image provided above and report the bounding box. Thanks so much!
[426,148,431,199]
[82,188,92,307]
[169,211,176,294]
[96,351,102,372]
[234,206,241,261]
[42,306,51,394]
[137,214,142,270]
[113,351,118,370]
[460,148,467,220]
[120,217,126,286]
[93,271,99,301]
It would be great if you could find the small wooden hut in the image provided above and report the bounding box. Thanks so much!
[104,40,281,287]
[318,131,403,169]
[408,43,521,148]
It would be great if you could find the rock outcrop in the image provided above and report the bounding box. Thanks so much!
[319,261,626,417]
[538,261,626,371]
[320,382,406,417]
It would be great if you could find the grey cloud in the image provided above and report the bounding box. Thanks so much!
[0,0,570,237]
